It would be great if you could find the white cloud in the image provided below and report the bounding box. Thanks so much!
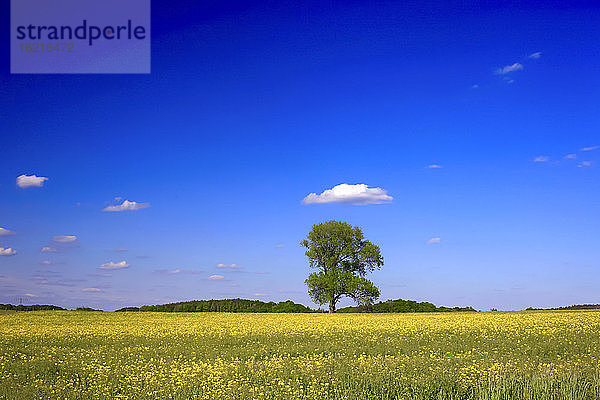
[578,161,593,168]
[565,154,577,159]
[99,260,130,270]
[581,146,599,152]
[24,293,37,297]
[254,293,267,296]
[534,156,549,162]
[208,274,224,280]
[53,235,77,243]
[471,84,479,89]
[0,247,17,256]
[529,52,542,59]
[427,238,441,244]
[426,164,443,169]
[217,263,243,269]
[41,246,57,253]
[115,248,127,252]
[302,183,393,205]
[0,228,15,236]
[495,63,523,75]
[82,287,102,292]
[103,200,150,212]
[155,268,202,275]
[41,260,52,265]
[276,244,285,248]
[16,174,48,188]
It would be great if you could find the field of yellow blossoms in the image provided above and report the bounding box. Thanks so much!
[1,310,600,399]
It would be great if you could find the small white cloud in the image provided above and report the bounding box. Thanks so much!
[82,287,102,292]
[0,228,16,236]
[103,200,150,212]
[99,260,130,270]
[254,293,267,296]
[495,63,523,75]
[0,247,17,256]
[534,156,549,162]
[217,263,243,269]
[41,260,52,265]
[276,244,285,248]
[471,84,479,89]
[41,246,57,253]
[115,248,127,252]
[529,52,542,59]
[578,161,593,168]
[565,154,577,159]
[303,183,393,205]
[427,238,441,244]
[24,293,37,297]
[581,146,599,152]
[208,274,224,280]
[53,235,77,243]
[426,164,443,169]
[16,174,48,188]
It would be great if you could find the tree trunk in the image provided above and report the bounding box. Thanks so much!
[328,301,336,313]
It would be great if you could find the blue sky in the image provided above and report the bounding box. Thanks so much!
[1,1,599,311]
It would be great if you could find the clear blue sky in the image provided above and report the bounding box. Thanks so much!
[1,1,599,311]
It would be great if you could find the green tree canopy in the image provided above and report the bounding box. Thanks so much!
[301,220,384,313]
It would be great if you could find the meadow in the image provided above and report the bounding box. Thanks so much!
[1,310,600,399]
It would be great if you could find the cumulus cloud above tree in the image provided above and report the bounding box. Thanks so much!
[302,184,393,205]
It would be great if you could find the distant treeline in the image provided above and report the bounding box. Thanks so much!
[115,299,313,313]
[338,299,476,313]
[556,304,600,310]
[0,299,478,313]
[527,304,600,311]
[115,298,476,313]
[0,304,65,311]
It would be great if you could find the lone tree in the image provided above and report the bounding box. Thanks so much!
[301,220,384,313]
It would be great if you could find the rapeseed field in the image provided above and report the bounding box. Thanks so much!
[1,311,599,399]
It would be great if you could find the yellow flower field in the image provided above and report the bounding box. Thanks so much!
[1,310,600,399]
